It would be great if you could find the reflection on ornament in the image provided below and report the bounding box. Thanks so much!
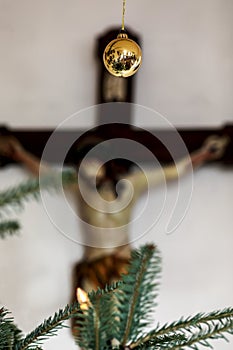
[103,32,142,78]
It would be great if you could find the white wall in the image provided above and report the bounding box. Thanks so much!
[0,0,233,127]
[0,1,232,349]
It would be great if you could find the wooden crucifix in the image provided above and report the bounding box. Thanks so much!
[0,28,232,316]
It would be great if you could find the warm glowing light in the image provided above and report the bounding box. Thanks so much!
[77,288,91,311]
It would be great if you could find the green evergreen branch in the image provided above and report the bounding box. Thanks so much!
[94,298,100,350]
[0,220,20,239]
[96,283,124,345]
[131,333,186,349]
[14,302,80,350]
[117,244,161,345]
[0,169,77,241]
[76,308,96,349]
[0,308,23,350]
[0,244,232,350]
[154,308,233,337]
[131,308,233,349]
[94,287,120,348]
[0,169,77,212]
[76,284,121,349]
[172,320,233,349]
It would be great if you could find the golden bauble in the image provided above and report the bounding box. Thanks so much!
[103,32,142,78]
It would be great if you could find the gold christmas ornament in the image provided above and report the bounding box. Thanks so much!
[103,0,142,78]
[103,32,142,78]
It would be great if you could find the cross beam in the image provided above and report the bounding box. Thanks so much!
[0,123,232,167]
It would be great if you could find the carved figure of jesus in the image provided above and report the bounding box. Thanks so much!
[0,134,228,295]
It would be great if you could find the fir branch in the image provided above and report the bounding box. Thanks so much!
[172,319,233,349]
[0,220,20,239]
[1,244,232,350]
[0,308,23,350]
[93,287,120,349]
[0,169,77,213]
[130,333,186,349]
[76,284,121,350]
[14,302,80,350]
[94,298,100,350]
[75,307,96,350]
[0,177,41,210]
[132,308,233,350]
[116,244,161,345]
[155,308,233,336]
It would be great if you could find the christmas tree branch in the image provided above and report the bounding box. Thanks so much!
[0,244,232,349]
[76,307,96,349]
[14,302,80,350]
[76,284,122,349]
[130,333,186,349]
[94,298,100,350]
[0,169,77,213]
[117,244,161,345]
[0,308,23,350]
[172,320,233,349]
[0,220,20,239]
[155,308,233,336]
[0,169,77,240]
[130,308,233,349]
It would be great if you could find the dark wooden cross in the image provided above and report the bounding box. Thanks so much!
[0,28,233,168]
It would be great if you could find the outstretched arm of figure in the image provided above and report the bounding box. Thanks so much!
[126,135,229,201]
[0,135,79,195]
[0,136,48,176]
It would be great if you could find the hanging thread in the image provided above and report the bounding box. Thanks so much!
[122,0,126,31]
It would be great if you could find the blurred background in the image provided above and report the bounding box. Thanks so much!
[0,0,232,349]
